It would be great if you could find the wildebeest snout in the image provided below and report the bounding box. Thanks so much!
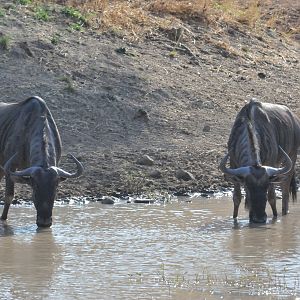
[249,211,267,223]
[36,215,52,227]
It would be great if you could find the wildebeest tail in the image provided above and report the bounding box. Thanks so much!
[290,174,297,202]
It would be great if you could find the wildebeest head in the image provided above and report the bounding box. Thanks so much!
[4,154,83,227]
[220,147,292,223]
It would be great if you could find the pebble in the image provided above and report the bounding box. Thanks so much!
[175,169,195,181]
[137,155,154,166]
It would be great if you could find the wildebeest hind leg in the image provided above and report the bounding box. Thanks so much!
[281,187,289,215]
[233,184,242,219]
[268,184,277,218]
[1,178,15,221]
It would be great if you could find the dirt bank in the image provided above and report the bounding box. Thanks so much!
[0,1,299,199]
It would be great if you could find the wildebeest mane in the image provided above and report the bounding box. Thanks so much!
[228,100,271,167]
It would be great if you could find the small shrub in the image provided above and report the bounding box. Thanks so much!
[35,6,50,21]
[169,50,177,58]
[62,6,88,26]
[69,22,84,32]
[16,0,32,5]
[59,76,75,93]
[0,9,5,17]
[50,34,60,45]
[0,35,10,50]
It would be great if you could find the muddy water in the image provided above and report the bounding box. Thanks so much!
[0,194,299,300]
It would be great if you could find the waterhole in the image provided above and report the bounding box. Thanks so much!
[0,193,299,299]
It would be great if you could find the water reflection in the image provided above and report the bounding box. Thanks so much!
[0,194,299,299]
[0,222,14,236]
[0,227,61,299]
[229,211,300,261]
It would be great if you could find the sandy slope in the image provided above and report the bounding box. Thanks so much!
[0,2,299,199]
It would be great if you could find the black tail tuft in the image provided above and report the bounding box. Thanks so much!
[290,175,297,202]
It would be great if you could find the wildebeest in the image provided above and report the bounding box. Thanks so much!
[220,99,300,223]
[0,96,83,227]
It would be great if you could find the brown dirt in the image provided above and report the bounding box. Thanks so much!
[0,1,299,199]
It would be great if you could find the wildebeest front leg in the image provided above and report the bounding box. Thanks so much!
[233,183,242,219]
[268,184,277,218]
[1,177,15,221]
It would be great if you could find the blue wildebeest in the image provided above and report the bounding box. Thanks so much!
[220,99,300,223]
[0,96,83,227]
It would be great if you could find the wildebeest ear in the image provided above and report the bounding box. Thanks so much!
[59,177,67,182]
[10,175,31,185]
[224,174,244,183]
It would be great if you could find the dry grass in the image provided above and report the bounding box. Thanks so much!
[29,1,300,38]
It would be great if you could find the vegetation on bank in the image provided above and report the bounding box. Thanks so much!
[1,0,299,39]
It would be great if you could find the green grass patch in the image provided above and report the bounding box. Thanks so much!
[69,22,84,32]
[62,6,88,26]
[35,6,50,21]
[0,35,10,50]
[0,9,5,17]
[16,0,32,5]
[59,76,75,93]
[50,33,60,45]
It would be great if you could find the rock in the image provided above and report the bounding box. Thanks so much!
[220,50,230,58]
[203,125,210,132]
[137,155,154,166]
[173,190,190,196]
[258,72,266,79]
[149,169,162,179]
[175,169,195,181]
[115,47,135,56]
[134,108,149,121]
[115,47,126,54]
[133,199,155,204]
[101,196,115,204]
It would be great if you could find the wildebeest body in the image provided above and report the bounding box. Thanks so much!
[220,99,300,223]
[0,97,61,169]
[0,96,83,227]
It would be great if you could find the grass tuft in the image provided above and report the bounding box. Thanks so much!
[35,6,50,21]
[0,9,5,17]
[59,76,75,93]
[50,33,60,45]
[0,35,10,50]
[62,6,88,26]
[16,0,32,5]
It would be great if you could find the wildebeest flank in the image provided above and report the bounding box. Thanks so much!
[220,99,300,223]
[0,96,83,227]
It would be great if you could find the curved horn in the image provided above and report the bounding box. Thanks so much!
[265,146,293,177]
[3,153,40,177]
[219,152,251,177]
[55,154,84,179]
[3,153,18,175]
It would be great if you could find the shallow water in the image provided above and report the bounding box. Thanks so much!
[0,193,299,300]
